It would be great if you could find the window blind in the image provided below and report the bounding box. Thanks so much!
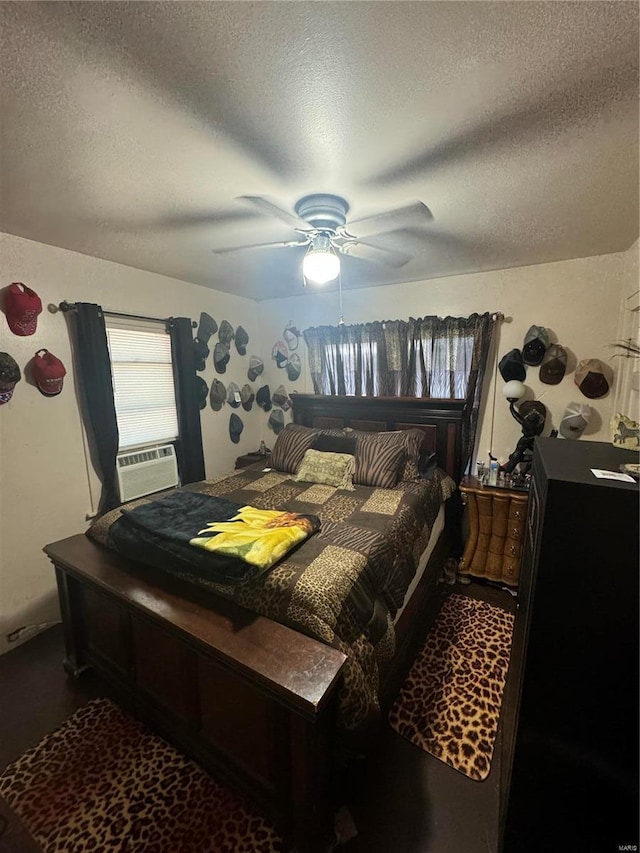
[106,322,179,451]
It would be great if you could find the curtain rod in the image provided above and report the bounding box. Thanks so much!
[52,301,196,328]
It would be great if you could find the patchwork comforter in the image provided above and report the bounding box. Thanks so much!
[88,465,456,729]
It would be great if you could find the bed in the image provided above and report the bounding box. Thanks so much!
[44,395,464,853]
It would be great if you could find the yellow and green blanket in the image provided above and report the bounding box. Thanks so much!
[108,492,320,586]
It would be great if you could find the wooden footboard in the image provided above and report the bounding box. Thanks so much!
[45,534,346,853]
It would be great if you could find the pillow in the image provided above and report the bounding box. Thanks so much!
[294,449,355,490]
[347,428,424,484]
[312,432,356,455]
[352,433,406,489]
[270,424,319,474]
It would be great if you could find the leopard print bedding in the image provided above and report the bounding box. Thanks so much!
[0,698,282,852]
[389,594,514,781]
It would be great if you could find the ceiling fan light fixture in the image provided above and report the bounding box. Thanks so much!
[302,234,340,284]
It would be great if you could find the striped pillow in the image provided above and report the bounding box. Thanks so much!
[270,424,319,474]
[353,433,406,488]
[350,428,424,485]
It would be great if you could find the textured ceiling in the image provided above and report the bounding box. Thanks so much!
[1,1,638,301]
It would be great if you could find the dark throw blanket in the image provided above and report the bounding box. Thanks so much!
[109,491,320,586]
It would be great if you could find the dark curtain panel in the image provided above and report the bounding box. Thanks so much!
[69,303,120,513]
[168,317,205,485]
[304,312,496,478]
[458,312,495,479]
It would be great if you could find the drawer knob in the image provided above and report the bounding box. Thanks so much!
[512,527,521,538]
[513,510,522,519]
[509,545,518,556]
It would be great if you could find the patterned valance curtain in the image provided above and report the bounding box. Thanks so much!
[303,312,496,478]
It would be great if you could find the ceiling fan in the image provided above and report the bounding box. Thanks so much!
[211,194,434,283]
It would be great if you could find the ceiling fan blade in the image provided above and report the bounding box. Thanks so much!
[236,196,311,232]
[213,238,308,255]
[347,202,433,238]
[341,241,413,268]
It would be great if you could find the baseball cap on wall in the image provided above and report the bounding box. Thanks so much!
[256,385,272,412]
[559,402,592,439]
[522,326,550,366]
[575,359,609,399]
[214,342,230,374]
[286,352,301,383]
[0,352,21,404]
[229,412,244,444]
[539,344,567,385]
[31,349,66,396]
[235,325,249,356]
[4,283,42,336]
[498,349,526,382]
[268,408,285,434]
[209,378,227,411]
[248,355,264,382]
[195,376,209,410]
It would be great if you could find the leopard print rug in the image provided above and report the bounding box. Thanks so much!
[0,698,282,852]
[389,594,514,781]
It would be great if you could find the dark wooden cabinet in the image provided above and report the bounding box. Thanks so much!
[500,438,639,852]
[235,452,269,469]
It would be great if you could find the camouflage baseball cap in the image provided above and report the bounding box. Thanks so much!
[0,352,21,404]
[209,378,227,411]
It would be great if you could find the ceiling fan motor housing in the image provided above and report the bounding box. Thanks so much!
[295,194,349,232]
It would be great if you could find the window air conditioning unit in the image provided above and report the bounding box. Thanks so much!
[116,444,179,502]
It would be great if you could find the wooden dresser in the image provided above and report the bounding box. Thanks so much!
[458,476,529,587]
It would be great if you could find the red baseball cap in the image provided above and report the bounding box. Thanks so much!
[4,283,42,336]
[32,349,66,396]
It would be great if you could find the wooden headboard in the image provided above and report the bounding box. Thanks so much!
[291,394,465,480]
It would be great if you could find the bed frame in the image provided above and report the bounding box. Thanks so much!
[44,396,464,853]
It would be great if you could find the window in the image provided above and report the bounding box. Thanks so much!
[106,319,179,451]
[325,342,380,396]
[416,334,475,399]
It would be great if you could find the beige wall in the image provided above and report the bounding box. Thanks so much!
[0,232,263,653]
[258,250,627,467]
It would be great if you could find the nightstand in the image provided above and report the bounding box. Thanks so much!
[235,452,269,470]
[458,475,529,587]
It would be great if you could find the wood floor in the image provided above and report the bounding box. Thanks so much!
[0,582,515,853]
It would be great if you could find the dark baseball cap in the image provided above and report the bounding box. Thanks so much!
[214,342,230,374]
[268,408,285,434]
[194,338,209,372]
[256,384,272,412]
[0,352,21,404]
[539,344,567,385]
[209,378,227,411]
[575,359,609,399]
[240,383,255,411]
[229,412,244,444]
[218,320,234,346]
[272,340,288,368]
[518,400,547,435]
[235,325,249,356]
[272,385,291,411]
[195,376,208,410]
[498,349,526,382]
[197,312,218,344]
[286,352,301,382]
[522,326,550,366]
[248,355,264,382]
